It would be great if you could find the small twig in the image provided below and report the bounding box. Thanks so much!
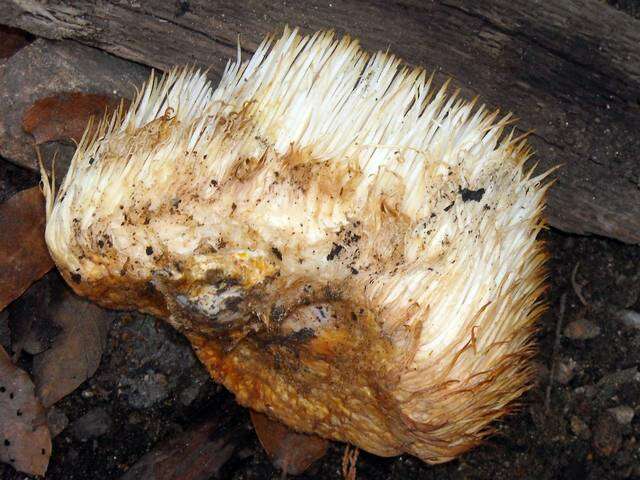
[545,292,567,412]
[571,262,588,307]
[341,445,359,480]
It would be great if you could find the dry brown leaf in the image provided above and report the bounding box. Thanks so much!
[0,344,51,476]
[0,187,53,311]
[0,26,32,59]
[250,410,329,475]
[7,274,56,357]
[22,92,125,144]
[119,411,249,480]
[32,292,112,408]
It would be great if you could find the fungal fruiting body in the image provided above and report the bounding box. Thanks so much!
[42,28,550,463]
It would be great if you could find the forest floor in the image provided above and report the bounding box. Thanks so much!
[2,151,640,480]
[2,1,640,477]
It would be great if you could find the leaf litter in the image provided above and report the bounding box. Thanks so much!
[0,186,53,311]
[0,344,51,476]
[23,92,127,145]
[32,291,112,408]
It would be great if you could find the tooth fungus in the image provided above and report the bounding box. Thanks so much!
[42,27,551,463]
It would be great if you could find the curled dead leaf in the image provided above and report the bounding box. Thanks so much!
[0,26,32,59]
[0,187,53,311]
[33,291,112,408]
[120,410,249,480]
[7,273,57,358]
[250,410,328,476]
[0,345,51,476]
[22,92,126,145]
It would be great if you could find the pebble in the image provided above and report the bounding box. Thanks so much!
[556,358,578,385]
[564,319,601,340]
[598,367,640,388]
[608,406,635,425]
[593,412,623,456]
[596,368,640,402]
[81,389,95,399]
[574,384,598,399]
[570,415,592,440]
[618,309,640,329]
[179,381,202,406]
[119,370,170,408]
[70,407,112,440]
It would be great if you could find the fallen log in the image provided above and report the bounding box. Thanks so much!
[2,0,639,243]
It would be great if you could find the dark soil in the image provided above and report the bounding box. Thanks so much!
[1,153,640,480]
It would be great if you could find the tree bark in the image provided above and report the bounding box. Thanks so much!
[2,0,639,243]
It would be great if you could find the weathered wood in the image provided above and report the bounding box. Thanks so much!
[2,0,639,243]
[0,38,149,176]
